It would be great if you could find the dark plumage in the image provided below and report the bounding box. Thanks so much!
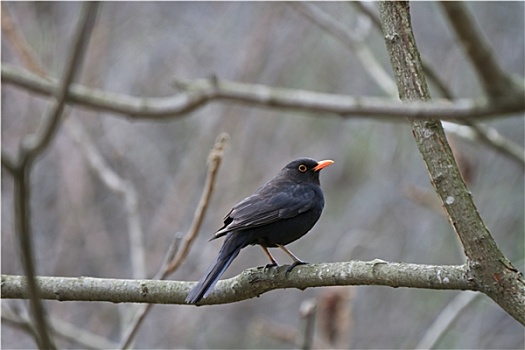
[185,157,334,304]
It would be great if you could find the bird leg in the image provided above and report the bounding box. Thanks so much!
[259,245,279,271]
[276,244,308,275]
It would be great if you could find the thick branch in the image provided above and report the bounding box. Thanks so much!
[379,1,525,325]
[2,64,523,121]
[1,261,474,305]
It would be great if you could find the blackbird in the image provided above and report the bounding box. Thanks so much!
[185,157,334,304]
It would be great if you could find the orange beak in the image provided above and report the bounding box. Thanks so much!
[313,159,334,172]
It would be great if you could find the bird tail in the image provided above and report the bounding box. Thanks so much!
[185,233,248,304]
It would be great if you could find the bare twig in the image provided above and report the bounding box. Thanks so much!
[19,4,99,161]
[1,303,39,341]
[2,303,119,349]
[118,303,154,350]
[154,233,184,280]
[118,134,229,349]
[164,132,230,276]
[65,117,147,279]
[5,3,100,349]
[415,291,480,349]
[440,2,525,100]
[351,1,525,167]
[290,1,398,96]
[3,64,524,122]
[4,4,146,347]
[1,4,48,78]
[444,121,525,166]
[4,2,523,167]
[65,115,147,347]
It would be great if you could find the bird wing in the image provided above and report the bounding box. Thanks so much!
[212,185,317,239]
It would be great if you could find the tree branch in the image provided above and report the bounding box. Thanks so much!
[18,4,99,162]
[289,1,398,96]
[5,4,100,349]
[415,291,480,349]
[379,1,525,325]
[66,117,147,280]
[2,302,118,349]
[440,1,525,100]
[118,133,228,349]
[1,261,474,305]
[350,0,525,167]
[164,132,229,276]
[2,64,523,122]
[444,121,525,166]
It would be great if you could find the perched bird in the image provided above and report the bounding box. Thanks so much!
[185,157,334,304]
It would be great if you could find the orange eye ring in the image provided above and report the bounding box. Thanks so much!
[298,164,308,172]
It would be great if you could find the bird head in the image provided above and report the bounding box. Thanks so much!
[280,158,334,185]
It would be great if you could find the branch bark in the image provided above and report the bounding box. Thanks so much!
[378,1,525,325]
[2,64,523,122]
[1,261,473,304]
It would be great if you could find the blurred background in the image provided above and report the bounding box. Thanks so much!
[2,2,523,349]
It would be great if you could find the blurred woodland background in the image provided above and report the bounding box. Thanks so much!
[2,1,524,349]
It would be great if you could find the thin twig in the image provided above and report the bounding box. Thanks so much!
[118,134,229,349]
[415,292,480,349]
[19,3,99,160]
[1,302,39,341]
[65,115,147,347]
[164,132,230,276]
[1,3,48,78]
[65,117,147,279]
[117,234,183,350]
[289,1,398,96]
[2,303,119,349]
[154,233,184,280]
[3,2,523,166]
[4,4,143,348]
[351,1,525,167]
[440,2,524,100]
[6,3,100,349]
[445,121,525,166]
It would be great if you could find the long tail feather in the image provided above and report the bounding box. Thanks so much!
[185,233,247,304]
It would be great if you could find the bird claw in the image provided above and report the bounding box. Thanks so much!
[285,260,308,276]
[258,263,278,272]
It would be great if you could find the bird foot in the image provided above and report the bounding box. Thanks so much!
[285,260,308,276]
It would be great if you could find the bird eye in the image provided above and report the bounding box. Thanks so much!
[298,164,308,172]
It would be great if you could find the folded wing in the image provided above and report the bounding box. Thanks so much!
[212,184,316,239]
